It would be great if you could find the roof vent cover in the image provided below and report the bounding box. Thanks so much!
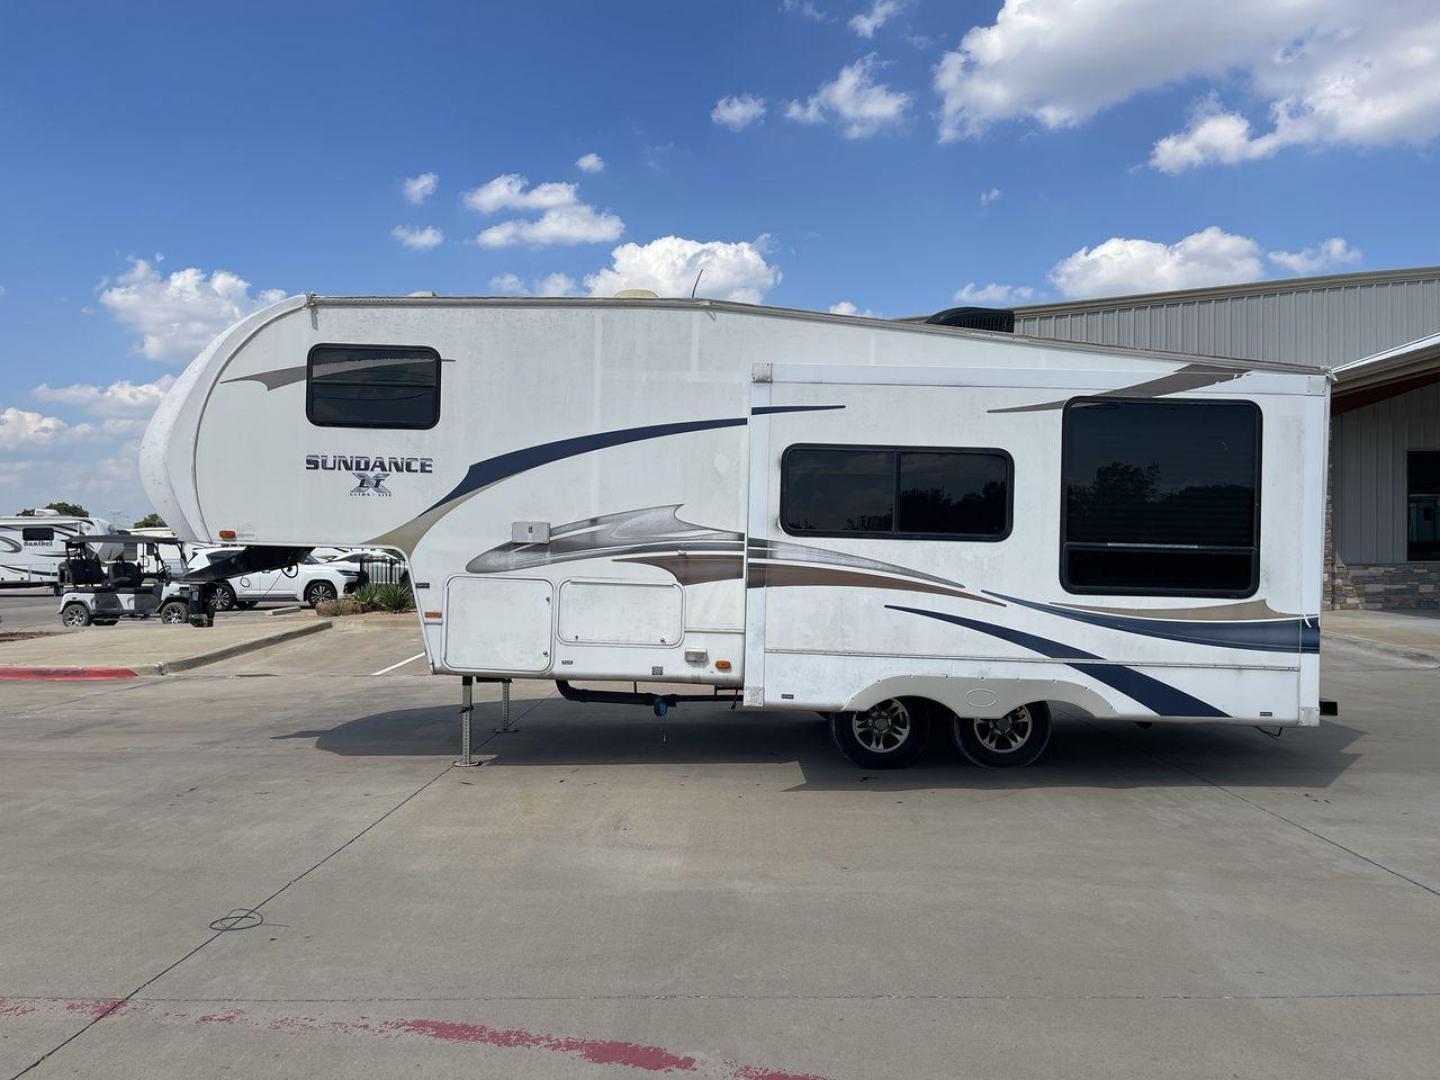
[925,306,1015,333]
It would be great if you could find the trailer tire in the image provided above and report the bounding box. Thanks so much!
[831,698,930,769]
[305,581,337,608]
[60,602,92,628]
[158,601,189,625]
[211,583,237,612]
[952,702,1052,768]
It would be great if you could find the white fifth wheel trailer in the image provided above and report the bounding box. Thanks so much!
[140,294,1331,768]
[0,512,119,590]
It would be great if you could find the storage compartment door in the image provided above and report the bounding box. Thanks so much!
[443,576,553,673]
[557,580,683,646]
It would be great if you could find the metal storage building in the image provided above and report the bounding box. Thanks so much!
[1009,267,1440,609]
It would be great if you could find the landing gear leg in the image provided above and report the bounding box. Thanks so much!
[455,676,480,768]
[492,679,516,734]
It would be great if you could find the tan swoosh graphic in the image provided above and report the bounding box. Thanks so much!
[747,562,1003,606]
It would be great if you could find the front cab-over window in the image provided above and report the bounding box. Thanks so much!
[306,344,441,430]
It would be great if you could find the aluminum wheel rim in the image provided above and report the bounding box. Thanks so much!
[972,705,1033,754]
[162,608,184,624]
[62,608,87,627]
[852,699,912,754]
[312,583,335,603]
[214,588,234,611]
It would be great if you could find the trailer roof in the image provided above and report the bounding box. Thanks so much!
[304,294,1322,377]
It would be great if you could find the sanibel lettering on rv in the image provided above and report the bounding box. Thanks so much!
[141,295,1330,770]
[305,455,434,473]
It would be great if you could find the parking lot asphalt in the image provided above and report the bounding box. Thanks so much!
[0,589,69,633]
[0,637,1437,1079]
[202,613,427,677]
[0,588,287,636]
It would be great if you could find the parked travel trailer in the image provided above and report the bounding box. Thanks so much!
[141,295,1330,767]
[0,512,119,590]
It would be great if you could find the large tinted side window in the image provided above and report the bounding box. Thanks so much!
[22,527,55,542]
[306,344,441,429]
[782,446,1011,540]
[1061,399,1260,596]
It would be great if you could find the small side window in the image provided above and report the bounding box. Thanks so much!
[22,527,55,542]
[306,344,441,430]
[781,445,1012,541]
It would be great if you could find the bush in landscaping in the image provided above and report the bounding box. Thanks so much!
[352,583,384,608]
[371,582,416,612]
[322,583,416,617]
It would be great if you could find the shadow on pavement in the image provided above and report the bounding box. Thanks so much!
[274,699,1365,792]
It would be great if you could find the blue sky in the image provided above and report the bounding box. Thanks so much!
[2,0,1438,520]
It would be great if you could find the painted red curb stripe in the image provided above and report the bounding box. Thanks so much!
[0,666,139,681]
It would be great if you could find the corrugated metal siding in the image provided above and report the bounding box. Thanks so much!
[1333,381,1440,562]
[1016,275,1440,368]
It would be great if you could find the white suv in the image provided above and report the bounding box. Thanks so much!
[189,549,365,610]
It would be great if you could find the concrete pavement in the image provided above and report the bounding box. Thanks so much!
[1325,608,1440,663]
[0,589,63,634]
[0,634,1436,1079]
[0,615,331,677]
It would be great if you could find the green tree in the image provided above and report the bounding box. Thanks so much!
[17,501,89,517]
[132,512,166,529]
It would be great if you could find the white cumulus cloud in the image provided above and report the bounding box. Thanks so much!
[952,282,1037,305]
[99,259,285,363]
[466,173,621,248]
[1048,226,1266,299]
[391,224,440,250]
[0,407,97,449]
[850,0,901,39]
[1268,237,1362,277]
[712,94,768,131]
[584,236,781,303]
[462,174,578,213]
[782,0,829,23]
[391,225,444,250]
[934,0,1440,169]
[979,187,1002,205]
[575,153,605,173]
[829,300,880,316]
[489,272,579,297]
[402,172,439,204]
[786,54,911,138]
[477,204,624,249]
[32,375,176,417]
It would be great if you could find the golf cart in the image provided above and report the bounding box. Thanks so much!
[56,534,209,627]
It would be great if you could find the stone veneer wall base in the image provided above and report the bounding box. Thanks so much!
[1326,561,1440,610]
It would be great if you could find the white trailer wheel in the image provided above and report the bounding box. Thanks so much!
[952,702,1052,768]
[830,698,930,769]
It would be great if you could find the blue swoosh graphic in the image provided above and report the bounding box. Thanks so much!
[425,405,843,515]
[987,593,1319,654]
[885,604,1230,719]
